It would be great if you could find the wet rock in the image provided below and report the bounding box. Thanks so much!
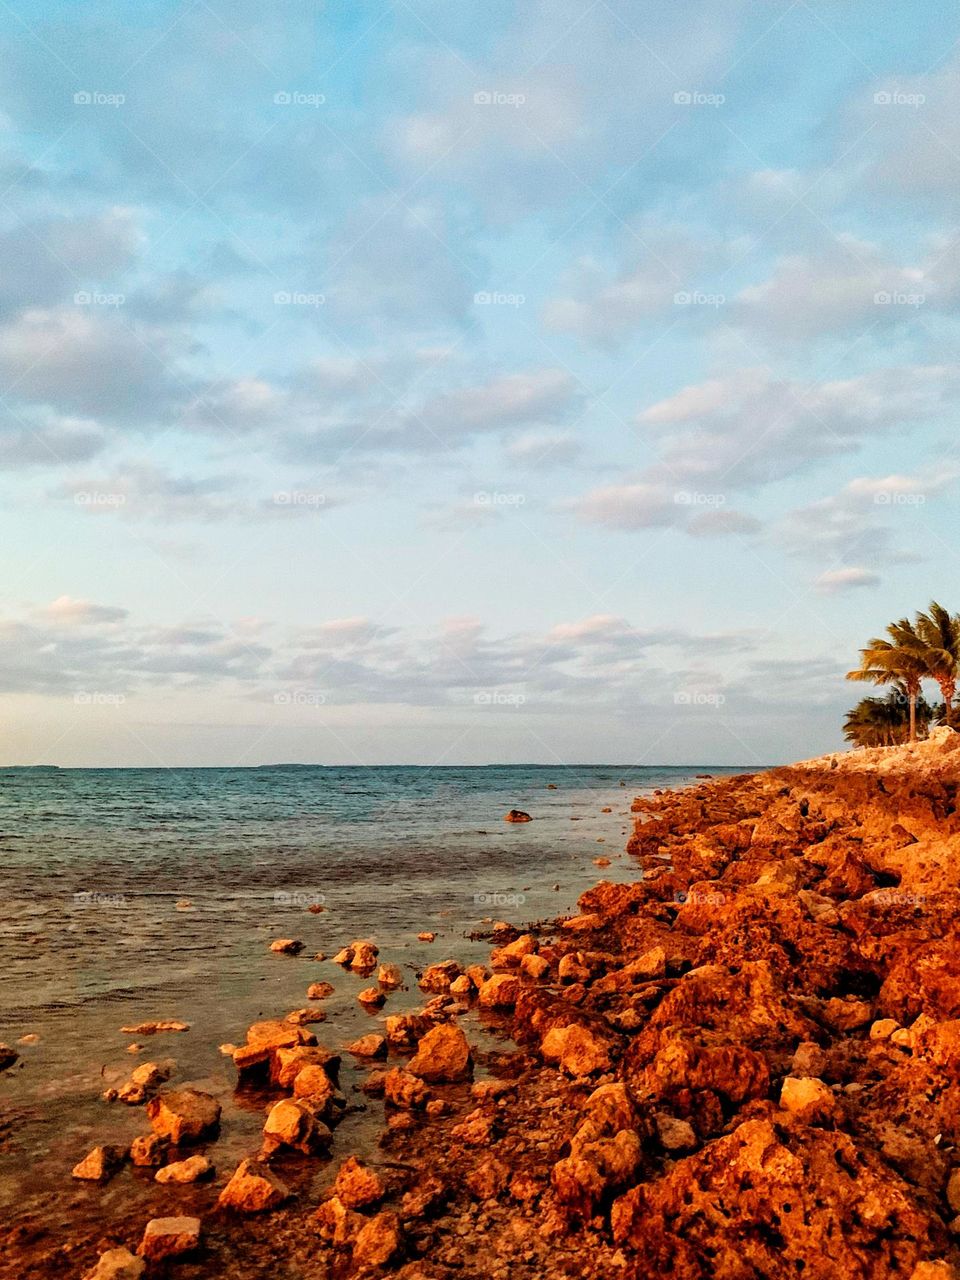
[504,809,532,823]
[315,1195,363,1245]
[378,963,404,988]
[272,1043,340,1089]
[491,934,538,967]
[417,932,436,942]
[129,1133,168,1167]
[155,1154,213,1184]
[0,1045,19,1070]
[408,1024,473,1083]
[333,946,354,965]
[352,1211,401,1268]
[146,1088,221,1144]
[232,1020,318,1081]
[450,973,474,997]
[521,953,550,980]
[419,960,462,993]
[218,1158,291,1213]
[346,1033,387,1059]
[358,986,385,1008]
[557,952,592,984]
[72,1145,126,1181]
[291,1063,340,1105]
[285,1006,326,1025]
[82,1246,145,1280]
[137,1216,201,1260]
[119,1020,189,1035]
[541,1023,613,1076]
[116,1058,176,1104]
[306,981,335,1000]
[450,1107,495,1146]
[332,1155,386,1209]
[385,1013,433,1049]
[269,938,304,954]
[262,1097,333,1155]
[478,973,521,1009]
[383,1067,432,1109]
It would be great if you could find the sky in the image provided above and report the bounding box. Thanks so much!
[0,0,958,768]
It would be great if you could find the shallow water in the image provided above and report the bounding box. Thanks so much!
[0,763,744,1250]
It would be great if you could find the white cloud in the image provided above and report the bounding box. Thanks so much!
[814,567,880,594]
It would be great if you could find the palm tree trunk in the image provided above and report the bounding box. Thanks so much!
[909,691,917,742]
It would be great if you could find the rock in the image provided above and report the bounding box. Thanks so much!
[419,960,462,992]
[332,1155,386,1209]
[306,981,335,1000]
[352,1211,401,1268]
[870,1018,900,1040]
[349,940,379,970]
[385,1013,432,1049]
[285,1006,326,1025]
[399,1176,447,1219]
[72,1145,126,1181]
[466,1157,509,1199]
[417,932,436,942]
[408,1024,473,1083]
[656,1113,698,1152]
[478,973,521,1009]
[910,1265,958,1280]
[779,1075,837,1122]
[315,1195,363,1245]
[146,1089,221,1144]
[383,1067,431,1109]
[155,1155,213,1184]
[378,963,404,988]
[541,1024,613,1076]
[450,973,474,997]
[358,986,385,1007]
[232,1020,318,1081]
[552,1128,643,1219]
[291,1063,339,1103]
[558,952,592,984]
[346,1033,387,1059]
[82,1246,145,1280]
[117,1058,176,1104]
[493,934,538,965]
[119,1020,189,1035]
[504,809,532,823]
[594,857,611,867]
[218,1159,291,1213]
[450,1107,495,1146]
[272,1044,340,1089]
[821,996,873,1032]
[333,946,354,965]
[0,1045,20,1070]
[270,938,304,954]
[263,1097,333,1155]
[521,953,550,980]
[947,1168,960,1213]
[137,1216,201,1261]
[129,1133,168,1167]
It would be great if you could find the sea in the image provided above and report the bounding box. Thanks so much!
[0,763,747,1251]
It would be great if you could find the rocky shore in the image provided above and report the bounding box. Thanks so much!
[10,737,960,1279]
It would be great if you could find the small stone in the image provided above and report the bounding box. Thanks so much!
[779,1075,836,1121]
[655,1113,697,1152]
[332,1155,385,1209]
[417,931,436,942]
[383,1067,431,1109]
[349,940,379,970]
[352,1211,401,1268]
[478,973,521,1009]
[315,1195,363,1245]
[306,981,335,1000]
[82,1246,145,1280]
[870,1018,900,1040]
[155,1155,213,1184]
[72,1145,126,1181]
[129,1133,169,1167]
[891,1028,914,1048]
[346,1034,387,1059]
[137,1216,201,1261]
[270,938,304,954]
[17,1033,39,1045]
[377,963,404,988]
[0,1044,19,1070]
[541,1024,612,1076]
[332,946,354,965]
[218,1158,291,1213]
[117,1058,177,1104]
[146,1088,221,1143]
[521,953,550,980]
[504,810,532,823]
[119,1020,189,1035]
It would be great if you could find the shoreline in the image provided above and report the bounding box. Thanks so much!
[8,745,960,1279]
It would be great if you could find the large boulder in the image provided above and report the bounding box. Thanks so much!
[407,1024,473,1083]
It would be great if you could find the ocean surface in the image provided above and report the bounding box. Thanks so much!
[0,763,747,1240]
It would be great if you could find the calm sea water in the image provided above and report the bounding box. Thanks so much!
[0,763,744,1236]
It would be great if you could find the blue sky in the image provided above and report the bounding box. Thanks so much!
[1,0,958,766]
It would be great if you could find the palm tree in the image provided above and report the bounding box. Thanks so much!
[913,600,960,727]
[843,687,935,748]
[846,617,928,742]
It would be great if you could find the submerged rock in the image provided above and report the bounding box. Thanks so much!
[146,1088,221,1144]
[269,938,304,954]
[116,1058,176,1104]
[504,809,532,823]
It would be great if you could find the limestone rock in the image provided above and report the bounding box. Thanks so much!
[137,1216,201,1261]
[129,1133,168,1167]
[262,1097,333,1156]
[378,963,404,988]
[407,1024,473,1083]
[82,1247,145,1280]
[346,1033,387,1059]
[155,1155,213,1184]
[352,1211,401,1268]
[146,1089,221,1143]
[478,973,521,1009]
[218,1158,291,1213]
[332,1155,386,1209]
[306,980,334,1000]
[779,1075,837,1122]
[269,938,304,954]
[72,1145,126,1181]
[315,1195,363,1245]
[504,809,532,823]
[541,1024,613,1076]
[117,1058,176,1104]
[383,1067,431,1109]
